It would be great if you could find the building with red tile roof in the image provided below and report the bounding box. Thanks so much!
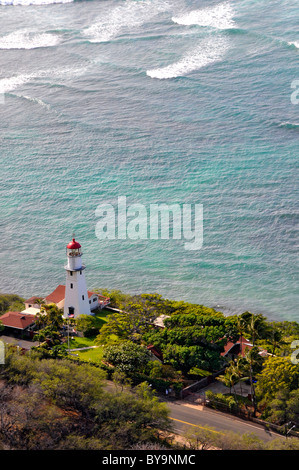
[43,285,110,312]
[24,296,43,309]
[0,311,36,331]
[221,336,268,359]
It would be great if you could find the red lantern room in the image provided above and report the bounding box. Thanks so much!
[66,238,82,257]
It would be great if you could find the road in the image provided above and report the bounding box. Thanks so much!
[167,400,283,443]
[105,381,283,443]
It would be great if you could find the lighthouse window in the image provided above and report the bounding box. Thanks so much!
[82,295,85,300]
[80,270,82,275]
[70,271,73,276]
[70,283,73,289]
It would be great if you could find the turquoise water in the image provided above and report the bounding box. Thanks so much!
[0,0,298,321]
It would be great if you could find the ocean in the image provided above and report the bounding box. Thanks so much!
[0,0,298,322]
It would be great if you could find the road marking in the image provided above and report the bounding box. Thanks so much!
[170,417,222,434]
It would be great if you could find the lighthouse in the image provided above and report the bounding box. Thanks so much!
[63,237,91,318]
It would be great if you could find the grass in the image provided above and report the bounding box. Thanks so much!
[73,345,104,364]
[64,308,112,362]
[90,308,112,329]
[66,336,95,349]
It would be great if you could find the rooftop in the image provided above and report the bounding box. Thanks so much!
[0,311,36,330]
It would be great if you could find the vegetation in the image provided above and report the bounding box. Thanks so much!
[102,341,151,374]
[1,288,299,446]
[0,347,171,450]
[0,293,25,314]
[183,425,299,450]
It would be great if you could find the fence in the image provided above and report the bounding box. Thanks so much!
[204,397,299,438]
[181,369,226,399]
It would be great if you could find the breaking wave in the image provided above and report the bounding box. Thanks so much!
[82,0,171,43]
[0,0,73,5]
[0,30,61,49]
[0,65,88,94]
[0,73,34,94]
[146,35,229,79]
[172,2,236,30]
[288,41,299,49]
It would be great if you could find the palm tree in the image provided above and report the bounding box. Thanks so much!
[231,357,248,397]
[217,364,239,398]
[240,311,268,346]
[243,346,263,416]
[236,314,247,358]
[267,327,284,356]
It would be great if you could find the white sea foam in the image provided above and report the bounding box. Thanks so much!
[15,94,52,110]
[0,65,88,95]
[83,0,170,43]
[172,2,235,30]
[146,35,229,79]
[0,30,61,49]
[0,0,73,5]
[288,41,299,49]
[0,73,34,94]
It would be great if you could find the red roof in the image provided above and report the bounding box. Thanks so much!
[221,336,253,357]
[0,312,35,330]
[45,285,100,303]
[24,296,43,304]
[45,285,66,304]
[67,238,81,249]
[88,290,99,299]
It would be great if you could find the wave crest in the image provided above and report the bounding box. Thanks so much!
[83,0,170,43]
[172,2,235,30]
[0,30,61,49]
[146,35,229,79]
[288,41,299,49]
[0,0,73,5]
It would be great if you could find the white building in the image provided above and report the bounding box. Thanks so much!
[63,237,91,318]
[24,237,110,319]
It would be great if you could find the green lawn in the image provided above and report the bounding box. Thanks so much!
[64,308,112,362]
[66,336,95,349]
[72,345,104,364]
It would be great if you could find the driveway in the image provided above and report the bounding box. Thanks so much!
[184,380,252,404]
[0,335,39,350]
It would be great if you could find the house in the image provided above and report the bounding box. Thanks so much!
[43,284,110,313]
[24,296,43,310]
[21,307,41,316]
[221,336,269,360]
[23,237,110,319]
[0,311,36,338]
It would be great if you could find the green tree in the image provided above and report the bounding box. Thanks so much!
[256,357,299,403]
[102,341,150,374]
[35,303,64,331]
[183,425,219,450]
[217,365,239,397]
[76,314,99,337]
[243,346,264,416]
[0,294,25,314]
[240,311,269,346]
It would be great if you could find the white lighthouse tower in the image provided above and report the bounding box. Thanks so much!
[63,236,91,318]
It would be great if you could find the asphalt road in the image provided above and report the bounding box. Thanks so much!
[105,381,283,443]
[167,400,283,443]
